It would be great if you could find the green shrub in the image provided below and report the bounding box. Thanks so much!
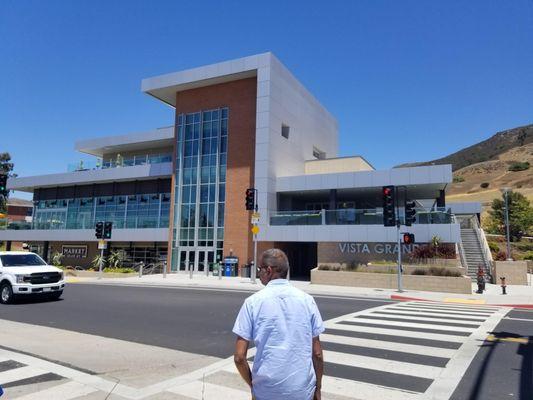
[410,267,462,277]
[453,175,465,183]
[508,161,530,172]
[522,251,533,261]
[480,182,490,188]
[103,267,135,273]
[488,241,500,253]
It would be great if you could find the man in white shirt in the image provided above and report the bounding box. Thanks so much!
[233,248,325,400]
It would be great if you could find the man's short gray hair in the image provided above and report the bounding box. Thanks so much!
[260,248,290,278]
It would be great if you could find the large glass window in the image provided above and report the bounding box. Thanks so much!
[33,192,170,230]
[172,107,228,271]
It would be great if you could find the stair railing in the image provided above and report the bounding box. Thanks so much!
[452,215,468,274]
[471,215,493,280]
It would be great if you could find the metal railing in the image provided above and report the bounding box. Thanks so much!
[452,215,468,272]
[270,207,453,226]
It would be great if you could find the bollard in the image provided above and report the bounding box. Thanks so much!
[189,263,193,279]
[138,262,144,278]
[163,260,167,279]
[476,265,485,294]
[500,276,507,295]
[218,262,222,280]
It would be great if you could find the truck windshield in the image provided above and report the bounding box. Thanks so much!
[0,254,47,267]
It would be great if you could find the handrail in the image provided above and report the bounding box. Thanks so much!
[452,215,468,272]
[471,215,493,280]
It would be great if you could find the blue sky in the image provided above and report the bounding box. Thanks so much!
[1,0,532,199]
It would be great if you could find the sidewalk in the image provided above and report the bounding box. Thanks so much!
[67,272,533,308]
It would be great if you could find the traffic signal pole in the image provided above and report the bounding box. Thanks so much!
[396,220,403,293]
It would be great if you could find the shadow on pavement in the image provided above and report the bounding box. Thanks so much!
[467,331,532,400]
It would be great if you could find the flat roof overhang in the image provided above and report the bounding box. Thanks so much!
[7,162,172,192]
[276,165,453,194]
[0,228,169,243]
[75,127,174,157]
[140,53,270,107]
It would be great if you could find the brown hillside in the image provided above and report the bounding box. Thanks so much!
[447,143,533,207]
[396,124,533,171]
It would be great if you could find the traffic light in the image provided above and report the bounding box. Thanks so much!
[95,221,104,239]
[403,233,415,244]
[0,174,7,196]
[405,200,416,226]
[382,186,396,226]
[245,188,255,211]
[103,222,113,239]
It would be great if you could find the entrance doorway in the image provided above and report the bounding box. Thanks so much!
[178,248,217,274]
[280,242,317,280]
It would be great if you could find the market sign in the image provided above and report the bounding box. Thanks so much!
[62,245,88,259]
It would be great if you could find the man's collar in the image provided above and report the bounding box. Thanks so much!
[266,278,289,286]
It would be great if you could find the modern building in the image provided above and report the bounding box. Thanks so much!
[0,53,484,278]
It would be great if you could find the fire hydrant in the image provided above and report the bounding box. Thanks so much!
[476,266,485,294]
[500,276,507,295]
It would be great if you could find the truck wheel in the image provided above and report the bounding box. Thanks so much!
[0,283,14,304]
[48,291,63,301]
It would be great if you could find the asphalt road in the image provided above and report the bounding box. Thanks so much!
[450,308,533,400]
[0,283,393,358]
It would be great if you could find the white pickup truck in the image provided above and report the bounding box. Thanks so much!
[0,251,66,304]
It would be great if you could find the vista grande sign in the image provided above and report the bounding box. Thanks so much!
[338,242,420,255]
[318,242,423,264]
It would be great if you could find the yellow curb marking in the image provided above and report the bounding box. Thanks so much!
[486,334,529,344]
[66,278,80,283]
[444,298,486,305]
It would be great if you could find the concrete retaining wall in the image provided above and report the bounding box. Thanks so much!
[492,261,528,285]
[311,269,472,294]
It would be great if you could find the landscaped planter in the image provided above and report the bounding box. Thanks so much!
[65,270,137,279]
[311,269,472,294]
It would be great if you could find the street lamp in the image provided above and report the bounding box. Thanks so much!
[500,187,512,261]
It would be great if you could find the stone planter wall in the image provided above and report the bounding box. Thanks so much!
[311,269,472,294]
[65,270,137,279]
[492,261,528,285]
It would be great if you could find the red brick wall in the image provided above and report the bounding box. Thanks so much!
[169,77,257,265]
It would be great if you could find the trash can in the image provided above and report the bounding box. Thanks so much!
[224,262,232,277]
[240,264,251,278]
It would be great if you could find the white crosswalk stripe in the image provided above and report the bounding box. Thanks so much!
[0,301,510,400]
[163,300,510,400]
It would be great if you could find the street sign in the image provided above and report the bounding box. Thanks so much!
[251,212,260,224]
[251,225,260,235]
[98,240,107,250]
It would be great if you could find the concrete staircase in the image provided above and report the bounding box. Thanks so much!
[460,228,491,280]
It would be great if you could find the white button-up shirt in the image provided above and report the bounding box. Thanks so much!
[233,279,325,400]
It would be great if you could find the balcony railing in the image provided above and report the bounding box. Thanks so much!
[67,154,172,172]
[270,207,453,226]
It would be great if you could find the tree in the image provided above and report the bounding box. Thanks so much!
[0,152,15,213]
[487,191,533,241]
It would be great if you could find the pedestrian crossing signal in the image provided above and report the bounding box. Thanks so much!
[104,222,113,239]
[403,233,415,244]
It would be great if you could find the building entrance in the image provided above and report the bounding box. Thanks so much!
[178,248,217,274]
[280,242,317,280]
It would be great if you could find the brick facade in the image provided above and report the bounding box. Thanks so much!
[169,77,257,266]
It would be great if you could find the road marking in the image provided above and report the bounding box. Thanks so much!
[322,350,443,379]
[168,380,251,400]
[399,301,499,311]
[14,381,98,400]
[324,321,466,343]
[393,305,495,316]
[322,375,421,400]
[503,317,533,322]
[444,298,487,305]
[319,333,456,358]
[0,366,46,385]
[486,334,529,344]
[372,309,488,321]
[347,317,477,333]
[365,312,482,326]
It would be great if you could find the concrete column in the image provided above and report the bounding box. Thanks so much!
[43,241,49,262]
[6,241,11,251]
[329,189,337,210]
